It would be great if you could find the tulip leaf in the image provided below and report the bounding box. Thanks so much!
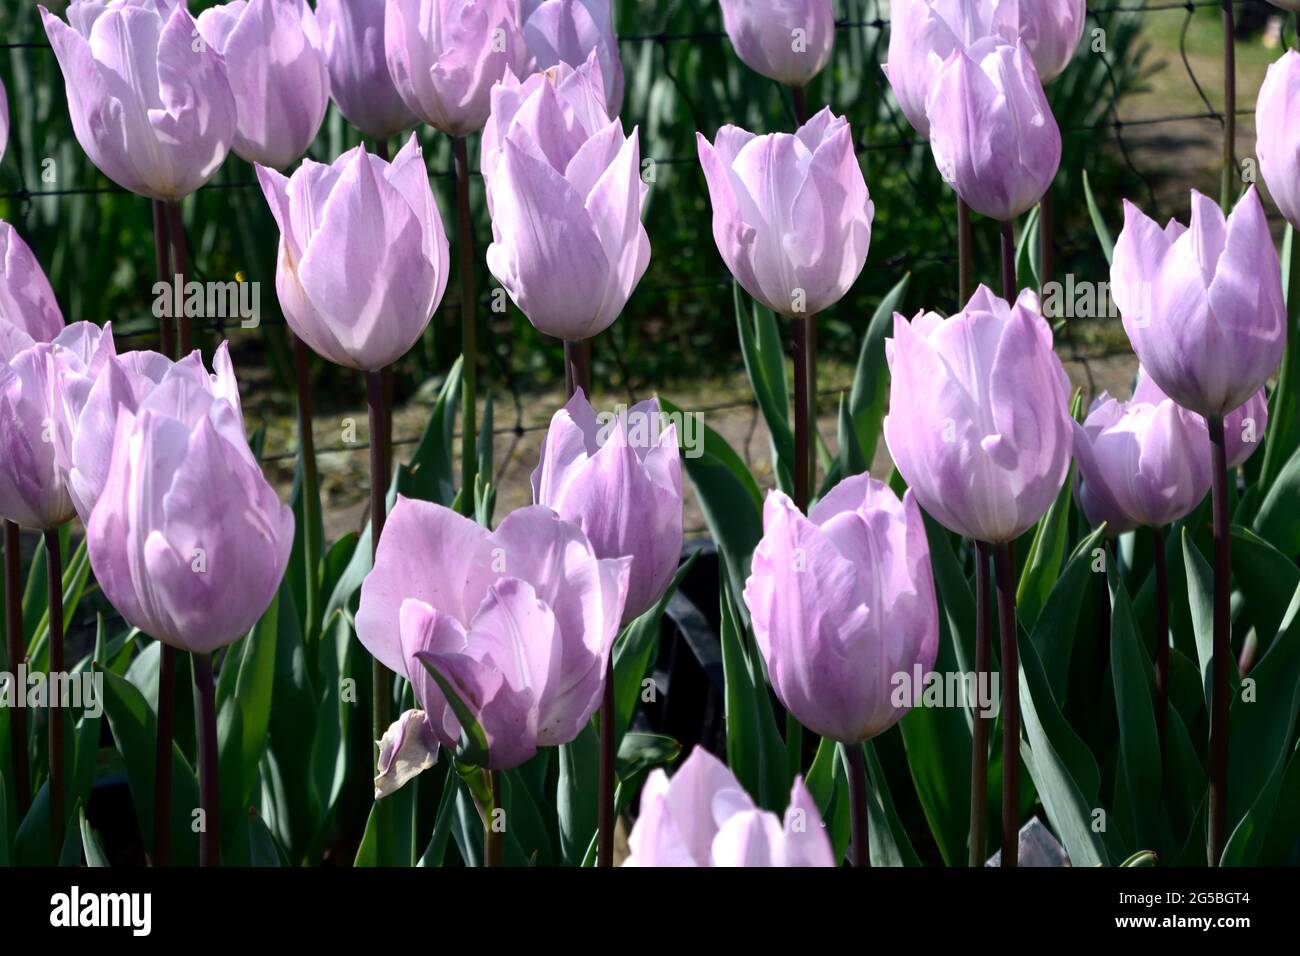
[1015,205,1041,289]
[1182,528,1232,709]
[417,656,492,768]
[661,397,762,623]
[25,535,91,670]
[1252,437,1300,557]
[848,272,911,468]
[612,551,699,742]
[556,722,598,866]
[75,805,108,868]
[355,774,418,867]
[735,283,795,494]
[818,393,868,498]
[617,732,682,780]
[1225,575,1300,845]
[1231,525,1300,657]
[806,736,851,863]
[0,773,8,867]
[860,741,922,867]
[1016,460,1076,628]
[1082,170,1115,264]
[1260,224,1300,492]
[417,770,459,867]
[1220,738,1296,868]
[1018,635,1110,867]
[718,563,788,812]
[1107,565,1164,854]
[1030,526,1106,701]
[396,356,463,508]
[1259,742,1300,864]
[921,515,977,676]
[97,666,200,867]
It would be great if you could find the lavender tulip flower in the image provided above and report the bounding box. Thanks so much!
[1073,374,1213,536]
[697,109,873,318]
[256,134,450,371]
[1224,387,1269,469]
[522,0,623,114]
[883,0,1018,140]
[484,73,649,341]
[385,0,529,137]
[532,389,683,624]
[54,343,243,522]
[1257,50,1300,231]
[39,0,237,201]
[0,77,8,167]
[1,222,65,356]
[926,39,1061,222]
[196,0,331,170]
[357,498,630,774]
[317,0,418,141]
[86,355,293,654]
[884,286,1074,544]
[0,323,114,530]
[743,474,939,744]
[718,0,834,88]
[1112,188,1286,419]
[1016,0,1086,83]
[623,747,834,867]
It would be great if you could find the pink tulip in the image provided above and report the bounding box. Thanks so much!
[196,0,331,170]
[522,0,623,114]
[623,747,834,867]
[257,135,450,371]
[0,222,64,357]
[317,0,419,141]
[357,498,630,773]
[744,474,939,744]
[718,0,835,88]
[39,0,237,201]
[532,389,683,623]
[1016,0,1086,83]
[0,76,8,167]
[1256,50,1300,231]
[385,0,529,137]
[1112,188,1286,419]
[884,287,1074,544]
[697,109,873,318]
[926,39,1061,222]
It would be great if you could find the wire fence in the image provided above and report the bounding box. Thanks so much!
[0,0,1288,532]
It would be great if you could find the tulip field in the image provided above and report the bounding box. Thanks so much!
[2,0,1300,917]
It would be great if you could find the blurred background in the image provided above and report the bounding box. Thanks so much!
[0,0,1289,535]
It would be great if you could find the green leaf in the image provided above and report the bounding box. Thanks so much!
[78,806,109,867]
[1016,460,1076,628]
[1231,525,1300,656]
[805,736,850,863]
[847,273,911,466]
[861,740,921,867]
[216,592,280,845]
[661,397,762,621]
[616,732,681,780]
[354,775,418,867]
[417,657,491,767]
[556,722,598,866]
[97,667,200,866]
[1082,170,1115,264]
[1030,526,1106,701]
[1252,438,1300,556]
[1015,205,1041,288]
[395,357,463,507]
[0,773,7,866]
[818,392,868,498]
[1259,224,1300,492]
[417,771,458,867]
[735,283,795,493]
[1182,528,1230,709]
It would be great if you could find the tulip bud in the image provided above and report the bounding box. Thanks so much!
[86,347,293,654]
[257,134,450,371]
[0,323,112,530]
[522,0,624,114]
[718,0,834,88]
[1,222,65,356]
[1256,50,1300,231]
[926,39,1061,222]
[1016,0,1086,83]
[1112,188,1286,419]
[1073,375,1213,536]
[385,0,529,137]
[317,0,419,141]
[623,747,834,867]
[40,1,237,201]
[196,0,331,170]
[484,81,650,341]
[357,498,630,772]
[882,0,1019,140]
[744,475,939,744]
[697,109,873,318]
[884,287,1074,544]
[532,389,683,623]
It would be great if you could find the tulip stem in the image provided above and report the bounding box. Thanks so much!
[999,221,1016,303]
[167,201,191,354]
[969,541,992,866]
[792,85,808,128]
[149,196,177,868]
[1153,525,1170,756]
[294,337,322,641]
[841,742,870,867]
[44,529,64,862]
[992,542,1020,867]
[957,199,973,306]
[792,317,815,511]
[1206,414,1230,866]
[1038,188,1053,296]
[1220,0,1237,214]
[4,521,29,819]
[192,652,220,867]
[367,369,393,864]
[485,770,503,868]
[453,136,478,519]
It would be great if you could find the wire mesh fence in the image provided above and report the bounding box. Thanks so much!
[0,0,1288,516]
